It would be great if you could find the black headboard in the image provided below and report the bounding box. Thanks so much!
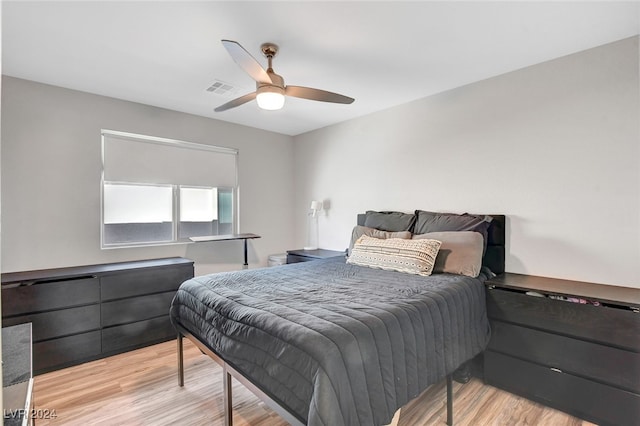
[484,215,505,274]
[356,213,505,274]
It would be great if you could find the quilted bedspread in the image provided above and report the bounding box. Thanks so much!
[170,257,491,426]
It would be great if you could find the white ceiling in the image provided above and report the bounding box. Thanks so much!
[3,1,639,136]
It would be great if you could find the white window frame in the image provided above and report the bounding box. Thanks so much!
[101,130,239,249]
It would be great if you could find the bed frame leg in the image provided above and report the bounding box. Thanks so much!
[446,374,453,426]
[223,368,233,426]
[177,333,184,387]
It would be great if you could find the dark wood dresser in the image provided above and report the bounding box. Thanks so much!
[2,257,194,374]
[484,273,640,426]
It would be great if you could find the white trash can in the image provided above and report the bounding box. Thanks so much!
[268,253,287,267]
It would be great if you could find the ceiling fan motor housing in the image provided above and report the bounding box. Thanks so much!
[256,70,285,110]
[257,71,285,92]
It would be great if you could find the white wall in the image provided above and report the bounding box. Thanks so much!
[1,76,295,275]
[294,37,640,288]
[0,0,4,401]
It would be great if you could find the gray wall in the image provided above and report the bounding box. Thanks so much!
[1,76,295,275]
[293,37,639,288]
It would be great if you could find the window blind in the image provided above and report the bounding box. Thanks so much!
[102,130,238,187]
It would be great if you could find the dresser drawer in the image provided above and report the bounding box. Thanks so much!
[486,287,640,351]
[485,351,640,426]
[3,304,101,342]
[33,330,101,373]
[101,291,176,327]
[489,320,640,393]
[101,265,193,301]
[2,277,99,316]
[102,316,174,353]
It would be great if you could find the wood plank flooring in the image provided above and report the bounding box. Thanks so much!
[33,339,595,426]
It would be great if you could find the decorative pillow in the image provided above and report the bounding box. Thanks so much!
[413,231,484,277]
[347,235,441,276]
[363,210,417,232]
[413,210,492,251]
[348,226,412,256]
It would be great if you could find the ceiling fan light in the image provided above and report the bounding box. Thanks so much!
[256,87,285,110]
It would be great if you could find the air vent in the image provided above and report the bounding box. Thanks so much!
[206,80,239,96]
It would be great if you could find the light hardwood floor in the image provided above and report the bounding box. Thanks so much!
[33,339,595,426]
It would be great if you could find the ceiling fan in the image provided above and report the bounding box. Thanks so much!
[215,40,355,112]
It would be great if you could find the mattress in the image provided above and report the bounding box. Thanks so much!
[170,257,491,426]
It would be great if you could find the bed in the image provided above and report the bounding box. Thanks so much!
[170,212,505,426]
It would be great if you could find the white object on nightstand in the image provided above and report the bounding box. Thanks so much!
[304,201,322,250]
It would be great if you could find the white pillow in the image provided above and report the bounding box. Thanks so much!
[347,235,441,276]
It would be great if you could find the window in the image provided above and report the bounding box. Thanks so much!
[178,186,234,238]
[101,130,238,248]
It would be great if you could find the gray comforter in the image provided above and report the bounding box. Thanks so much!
[170,257,491,426]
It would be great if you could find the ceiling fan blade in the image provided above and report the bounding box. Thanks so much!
[221,40,272,84]
[285,86,354,104]
[214,92,257,112]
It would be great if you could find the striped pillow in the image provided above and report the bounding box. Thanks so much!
[347,235,441,276]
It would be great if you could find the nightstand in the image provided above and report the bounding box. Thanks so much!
[484,273,640,426]
[286,249,345,264]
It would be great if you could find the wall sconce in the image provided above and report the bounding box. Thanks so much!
[304,201,323,250]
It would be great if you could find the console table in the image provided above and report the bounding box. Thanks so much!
[190,233,261,268]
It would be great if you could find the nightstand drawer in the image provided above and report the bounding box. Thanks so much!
[485,351,640,426]
[489,321,640,393]
[286,249,345,264]
[486,287,640,351]
[286,254,309,264]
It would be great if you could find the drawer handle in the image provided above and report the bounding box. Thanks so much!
[2,281,35,289]
[550,367,563,373]
[35,274,97,284]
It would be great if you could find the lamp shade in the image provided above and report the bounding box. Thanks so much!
[256,86,285,110]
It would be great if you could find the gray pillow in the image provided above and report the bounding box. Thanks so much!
[363,210,416,232]
[348,225,412,256]
[413,231,484,277]
[413,210,492,250]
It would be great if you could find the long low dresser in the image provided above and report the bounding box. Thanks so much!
[2,257,194,374]
[484,273,640,426]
